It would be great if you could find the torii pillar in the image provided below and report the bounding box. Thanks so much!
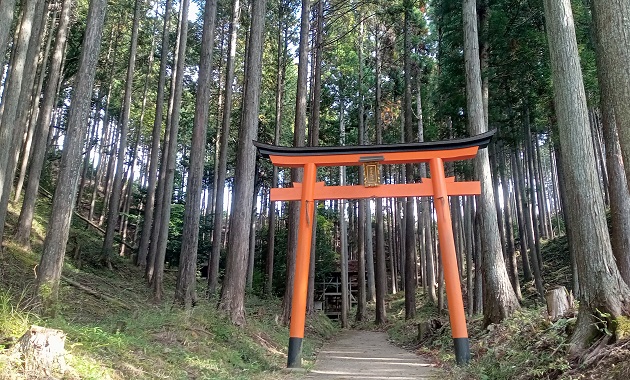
[254,130,495,368]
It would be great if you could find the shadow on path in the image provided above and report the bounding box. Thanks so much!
[302,330,439,379]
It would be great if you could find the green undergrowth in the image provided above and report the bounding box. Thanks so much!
[0,199,338,379]
[381,235,630,380]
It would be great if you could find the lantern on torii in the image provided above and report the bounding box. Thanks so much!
[254,130,495,368]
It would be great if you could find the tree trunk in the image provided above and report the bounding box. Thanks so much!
[339,97,349,328]
[0,0,47,244]
[543,0,630,353]
[151,0,190,302]
[174,0,217,308]
[591,3,630,286]
[374,26,387,324]
[306,0,323,314]
[209,0,241,295]
[511,148,532,282]
[136,0,172,269]
[102,0,145,265]
[590,0,630,192]
[36,0,107,312]
[463,0,519,325]
[281,0,309,325]
[13,0,72,247]
[354,14,367,322]
[499,151,522,299]
[514,148,544,297]
[14,7,56,203]
[219,0,267,325]
[0,0,18,71]
[465,197,474,315]
[265,0,286,297]
[403,0,416,320]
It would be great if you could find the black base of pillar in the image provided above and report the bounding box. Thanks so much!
[453,337,470,365]
[287,337,303,368]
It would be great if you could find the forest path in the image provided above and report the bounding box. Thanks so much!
[301,330,439,379]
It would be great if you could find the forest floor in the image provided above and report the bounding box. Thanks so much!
[2,195,630,379]
[303,330,437,379]
[0,198,338,379]
[377,234,630,380]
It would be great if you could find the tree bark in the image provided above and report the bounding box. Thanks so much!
[219,0,267,325]
[102,0,145,265]
[0,0,47,244]
[36,0,108,312]
[543,0,630,353]
[356,17,367,321]
[174,0,217,308]
[136,0,172,269]
[265,0,286,297]
[514,148,544,296]
[14,7,56,204]
[338,95,349,328]
[281,0,309,325]
[151,0,190,302]
[14,0,72,247]
[374,26,387,324]
[209,0,241,295]
[306,0,323,314]
[591,2,630,286]
[463,0,519,325]
[403,0,416,320]
[499,151,522,299]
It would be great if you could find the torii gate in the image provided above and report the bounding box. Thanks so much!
[254,130,495,368]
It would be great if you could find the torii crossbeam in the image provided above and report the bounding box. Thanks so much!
[254,130,495,368]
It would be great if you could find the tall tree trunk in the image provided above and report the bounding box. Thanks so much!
[543,0,630,353]
[339,99,349,328]
[13,0,72,247]
[151,0,190,302]
[514,149,544,296]
[209,0,241,295]
[374,26,387,324]
[592,21,630,286]
[463,0,519,325]
[306,0,323,314]
[499,151,522,299]
[465,197,474,315]
[265,0,286,297]
[136,0,172,269]
[356,17,367,320]
[403,0,416,320]
[281,0,309,325]
[175,0,217,308]
[14,7,56,203]
[218,0,267,325]
[36,0,107,312]
[0,0,47,244]
[102,0,145,265]
[590,0,630,192]
[0,0,18,70]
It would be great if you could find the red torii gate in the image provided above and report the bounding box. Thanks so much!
[254,130,495,368]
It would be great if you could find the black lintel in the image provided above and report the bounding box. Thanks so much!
[253,130,495,159]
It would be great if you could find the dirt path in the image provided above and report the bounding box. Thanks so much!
[302,330,438,379]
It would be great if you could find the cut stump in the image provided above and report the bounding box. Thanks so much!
[545,285,574,321]
[12,325,66,377]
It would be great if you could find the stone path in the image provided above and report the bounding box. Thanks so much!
[301,331,438,379]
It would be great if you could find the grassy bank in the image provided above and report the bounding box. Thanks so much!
[381,235,630,380]
[0,200,337,379]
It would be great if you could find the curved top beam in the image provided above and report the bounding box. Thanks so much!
[253,130,495,158]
